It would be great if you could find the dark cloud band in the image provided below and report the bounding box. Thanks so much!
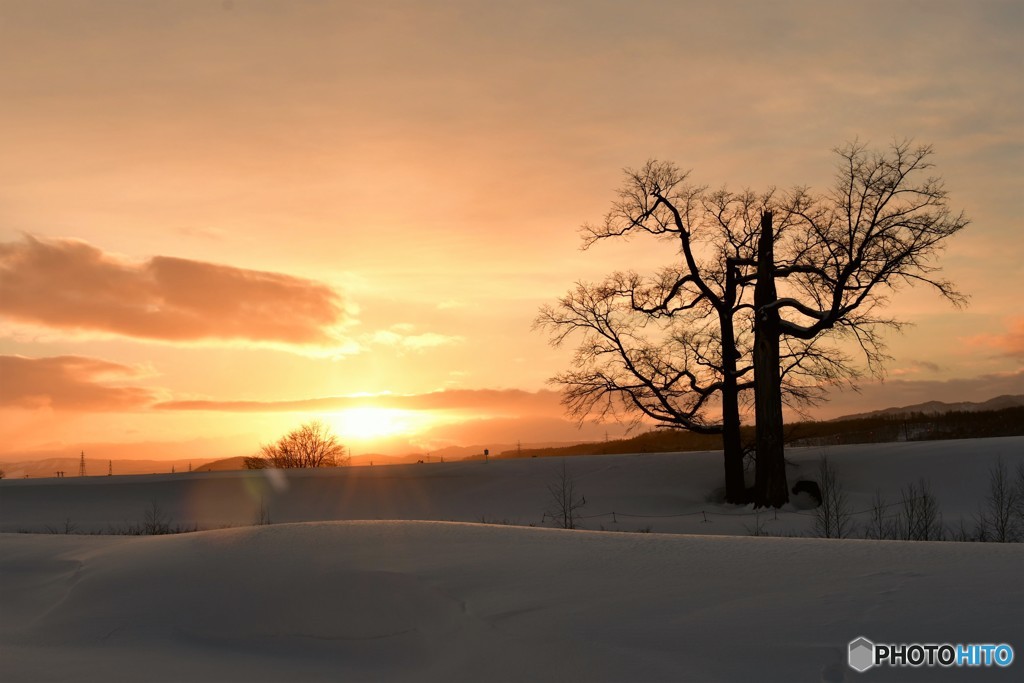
[0,235,349,345]
[0,355,157,410]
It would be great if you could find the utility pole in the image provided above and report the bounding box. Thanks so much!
[108,460,112,476]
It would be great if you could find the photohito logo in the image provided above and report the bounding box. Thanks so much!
[848,637,1014,672]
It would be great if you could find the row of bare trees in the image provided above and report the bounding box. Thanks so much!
[537,141,968,507]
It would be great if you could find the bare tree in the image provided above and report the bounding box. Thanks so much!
[1016,461,1024,532]
[536,164,756,504]
[751,141,968,507]
[538,153,890,505]
[976,457,1020,542]
[536,166,853,504]
[248,419,349,469]
[863,488,896,540]
[813,456,851,539]
[545,460,587,529]
[539,142,966,508]
[897,479,942,541]
[142,501,172,535]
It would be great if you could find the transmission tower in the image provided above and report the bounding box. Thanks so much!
[78,451,86,477]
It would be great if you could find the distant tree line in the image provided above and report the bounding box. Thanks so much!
[787,407,1024,446]
[500,407,1024,460]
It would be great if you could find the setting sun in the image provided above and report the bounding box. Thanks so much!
[325,407,424,442]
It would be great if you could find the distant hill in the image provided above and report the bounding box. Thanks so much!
[192,456,249,472]
[197,453,435,470]
[0,457,217,479]
[448,441,593,461]
[507,400,1024,459]
[197,442,596,471]
[835,394,1024,421]
[499,430,725,460]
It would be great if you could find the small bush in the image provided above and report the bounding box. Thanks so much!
[255,497,272,526]
[115,502,198,535]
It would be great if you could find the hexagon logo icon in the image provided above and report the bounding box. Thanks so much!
[848,637,875,672]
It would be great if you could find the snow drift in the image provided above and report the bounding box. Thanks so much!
[2,437,1022,681]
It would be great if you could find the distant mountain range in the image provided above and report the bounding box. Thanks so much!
[0,457,217,480]
[194,441,592,471]
[835,394,1024,422]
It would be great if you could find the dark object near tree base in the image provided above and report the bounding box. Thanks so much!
[792,480,822,505]
[744,486,756,505]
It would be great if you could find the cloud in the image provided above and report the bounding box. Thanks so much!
[0,235,352,347]
[0,355,159,411]
[965,317,1024,359]
[366,325,464,352]
[888,359,943,377]
[155,388,565,415]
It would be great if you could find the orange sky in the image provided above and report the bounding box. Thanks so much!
[1,1,1021,461]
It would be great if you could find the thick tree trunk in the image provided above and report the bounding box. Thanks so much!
[720,368,746,503]
[753,211,788,508]
[719,267,747,504]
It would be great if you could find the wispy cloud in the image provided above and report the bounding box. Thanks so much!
[888,359,943,377]
[155,388,564,415]
[0,355,159,411]
[0,235,353,347]
[365,324,464,352]
[965,317,1024,359]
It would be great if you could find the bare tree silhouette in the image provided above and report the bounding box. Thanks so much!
[246,419,350,469]
[539,141,967,507]
[545,460,586,529]
[538,163,855,504]
[752,141,968,506]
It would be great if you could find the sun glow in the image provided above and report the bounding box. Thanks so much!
[326,407,424,442]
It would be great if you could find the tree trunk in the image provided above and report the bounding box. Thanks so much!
[720,367,746,504]
[753,211,788,508]
[720,266,747,504]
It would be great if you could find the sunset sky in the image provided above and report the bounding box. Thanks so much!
[1,0,1021,462]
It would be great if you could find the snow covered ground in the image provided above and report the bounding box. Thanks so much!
[2,437,1022,681]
